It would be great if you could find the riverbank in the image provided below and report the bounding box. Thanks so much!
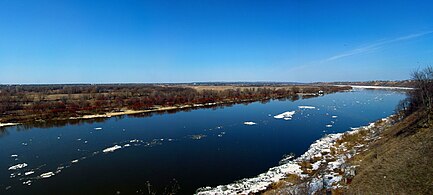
[339,85,414,90]
[196,114,399,194]
[0,123,20,128]
[1,85,351,127]
[234,110,432,195]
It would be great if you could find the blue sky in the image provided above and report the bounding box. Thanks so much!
[1,0,433,83]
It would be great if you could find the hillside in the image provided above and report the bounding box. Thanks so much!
[346,111,433,194]
[260,109,432,195]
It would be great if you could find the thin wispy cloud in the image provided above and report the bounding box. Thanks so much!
[324,30,433,62]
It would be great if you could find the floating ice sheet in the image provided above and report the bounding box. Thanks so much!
[243,121,257,125]
[274,111,295,119]
[298,106,316,109]
[8,163,28,170]
[102,145,122,153]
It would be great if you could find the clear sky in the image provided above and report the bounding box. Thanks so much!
[1,0,433,84]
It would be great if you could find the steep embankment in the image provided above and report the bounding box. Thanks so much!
[261,111,432,195]
[346,111,433,194]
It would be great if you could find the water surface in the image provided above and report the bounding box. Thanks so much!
[0,89,406,194]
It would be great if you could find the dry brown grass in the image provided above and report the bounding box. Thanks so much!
[346,111,433,194]
[262,174,301,195]
[335,129,368,150]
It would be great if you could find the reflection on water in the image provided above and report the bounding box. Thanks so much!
[0,90,406,194]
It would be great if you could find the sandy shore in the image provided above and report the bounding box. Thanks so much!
[0,123,20,128]
[336,85,414,90]
[68,102,222,120]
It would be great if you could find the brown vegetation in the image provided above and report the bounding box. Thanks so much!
[0,84,350,124]
[346,111,433,194]
[260,67,433,194]
[346,66,433,194]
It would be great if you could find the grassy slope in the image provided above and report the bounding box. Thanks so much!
[347,111,433,194]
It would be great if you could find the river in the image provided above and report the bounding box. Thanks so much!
[0,89,406,194]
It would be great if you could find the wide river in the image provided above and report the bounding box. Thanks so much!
[0,89,406,194]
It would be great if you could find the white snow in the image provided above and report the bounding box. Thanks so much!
[39,172,55,179]
[274,111,296,119]
[197,131,345,194]
[103,145,122,153]
[312,161,322,170]
[243,121,257,125]
[298,106,316,109]
[193,114,394,195]
[8,163,28,170]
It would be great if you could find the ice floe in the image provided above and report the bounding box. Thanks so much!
[39,172,55,179]
[326,124,333,128]
[94,127,103,130]
[24,171,34,176]
[8,163,28,170]
[22,180,32,185]
[191,134,207,140]
[298,106,316,109]
[274,111,295,120]
[243,121,257,125]
[332,115,338,118]
[11,154,18,158]
[102,145,122,153]
[197,116,394,194]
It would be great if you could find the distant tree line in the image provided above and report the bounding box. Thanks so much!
[0,84,350,123]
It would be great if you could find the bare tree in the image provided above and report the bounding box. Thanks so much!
[410,66,433,121]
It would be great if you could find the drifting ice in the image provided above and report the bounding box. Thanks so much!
[298,106,316,109]
[24,171,34,176]
[8,163,28,170]
[274,111,296,119]
[39,172,55,179]
[244,121,257,125]
[103,145,122,153]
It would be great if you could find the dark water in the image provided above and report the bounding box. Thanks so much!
[0,89,406,194]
